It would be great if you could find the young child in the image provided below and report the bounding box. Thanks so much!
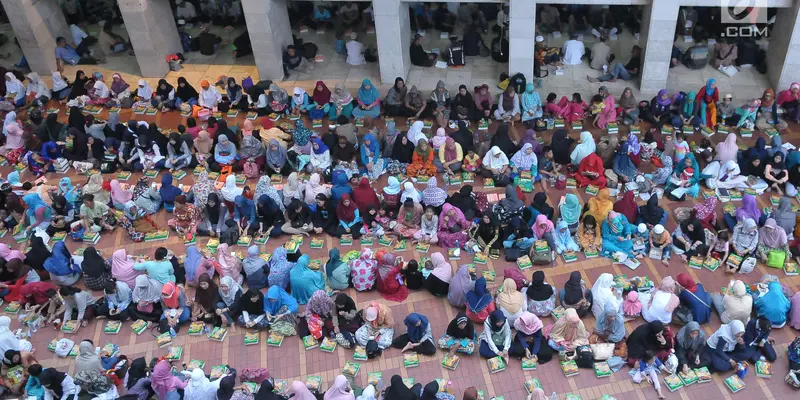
[591,94,606,128]
[360,205,385,238]
[622,291,642,320]
[414,206,439,244]
[544,93,563,116]
[402,260,424,290]
[680,167,694,183]
[577,215,602,253]
[631,350,669,399]
[463,149,481,172]
[421,258,434,279]
[565,93,589,124]
[649,224,672,265]
[377,202,395,226]
[710,230,732,272]
[673,131,690,163]
[632,223,648,258]
[25,364,45,400]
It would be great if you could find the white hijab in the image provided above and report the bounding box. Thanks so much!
[52,72,68,91]
[717,160,741,180]
[407,121,426,146]
[706,320,745,352]
[590,273,620,318]
[137,79,153,99]
[93,80,110,98]
[26,72,49,96]
[400,181,421,204]
[4,72,24,97]
[2,111,17,135]
[570,131,596,165]
[218,275,242,306]
[0,316,21,355]
[183,368,219,400]
[293,87,307,106]
[220,174,243,202]
[357,385,377,400]
[482,146,510,170]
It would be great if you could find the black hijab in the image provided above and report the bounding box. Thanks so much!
[38,113,63,142]
[451,121,474,153]
[175,77,199,101]
[333,137,358,162]
[156,79,174,99]
[89,135,106,160]
[384,374,418,400]
[640,195,664,226]
[67,107,86,134]
[445,312,474,339]
[39,368,68,398]
[626,321,665,359]
[67,127,88,161]
[531,192,554,219]
[334,293,356,315]
[148,123,169,155]
[452,85,475,114]
[255,378,280,400]
[447,185,476,214]
[489,309,507,332]
[477,211,499,242]
[169,132,185,155]
[490,124,517,156]
[391,135,416,164]
[550,129,574,165]
[680,218,705,243]
[126,357,148,390]
[217,375,236,400]
[69,70,88,99]
[206,193,222,225]
[421,381,439,400]
[526,270,554,301]
[240,288,265,315]
[81,246,106,278]
[563,271,584,305]
[26,235,51,270]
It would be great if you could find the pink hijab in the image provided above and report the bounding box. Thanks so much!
[532,214,554,238]
[431,127,447,149]
[150,360,184,399]
[323,375,355,400]
[109,179,132,204]
[514,311,544,335]
[649,276,680,312]
[623,291,642,316]
[216,243,242,280]
[430,252,453,283]
[789,292,800,330]
[111,249,140,289]
[715,133,738,163]
[0,244,24,262]
[290,381,317,400]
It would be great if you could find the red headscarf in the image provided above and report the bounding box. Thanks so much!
[613,191,638,224]
[676,273,697,293]
[312,81,331,105]
[161,282,181,309]
[351,177,380,213]
[336,193,358,223]
[575,153,604,186]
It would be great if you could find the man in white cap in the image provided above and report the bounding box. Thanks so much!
[535,36,562,66]
[717,93,736,125]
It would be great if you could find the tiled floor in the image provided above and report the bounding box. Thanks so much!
[7,95,797,400]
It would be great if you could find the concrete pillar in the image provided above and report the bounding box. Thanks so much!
[119,0,183,77]
[508,0,536,80]
[242,0,293,81]
[638,0,679,92]
[767,2,800,90]
[0,0,69,75]
[374,0,411,84]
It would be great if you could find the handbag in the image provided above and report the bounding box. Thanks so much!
[505,246,522,262]
[449,223,463,233]
[767,250,786,269]
[575,345,594,368]
[590,343,615,361]
[785,369,800,390]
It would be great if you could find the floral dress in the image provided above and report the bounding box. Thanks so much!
[528,292,557,317]
[350,251,377,291]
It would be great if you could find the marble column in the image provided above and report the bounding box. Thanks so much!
[118,0,183,77]
[767,2,800,90]
[0,0,69,75]
[242,0,293,81]
[374,0,411,84]
[508,0,536,80]
[638,0,679,93]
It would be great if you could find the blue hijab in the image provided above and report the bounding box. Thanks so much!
[23,193,51,223]
[465,277,493,313]
[288,255,326,304]
[6,171,21,187]
[754,281,791,325]
[183,246,203,282]
[330,170,353,207]
[59,177,78,203]
[159,174,182,203]
[594,301,625,342]
[293,120,312,146]
[360,133,380,164]
[44,242,79,276]
[265,285,298,315]
[312,137,329,155]
[404,313,430,343]
[357,79,379,105]
[234,195,255,223]
[613,142,638,180]
[268,247,293,289]
[705,78,717,95]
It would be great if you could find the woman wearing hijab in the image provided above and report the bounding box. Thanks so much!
[675,273,712,325]
[423,252,451,298]
[519,82,543,125]
[559,271,592,317]
[323,375,355,400]
[390,198,420,240]
[479,309,512,360]
[359,133,386,180]
[39,368,80,400]
[703,320,745,372]
[324,83,353,120]
[173,76,198,108]
[694,78,719,127]
[674,322,710,374]
[481,146,511,185]
[160,281,190,331]
[305,137,330,174]
[193,130,214,165]
[446,264,472,308]
[436,203,469,249]
[572,153,606,190]
[451,84,475,121]
[387,135,415,176]
[589,273,621,318]
[288,255,325,305]
[523,271,554,317]
[637,196,666,231]
[642,276,680,324]
[407,139,437,178]
[753,280,791,327]
[548,129,574,167]
[493,85,520,122]
[150,359,187,399]
[263,247,293,291]
[333,193,362,238]
[763,150,789,195]
[613,190,638,224]
[355,301,394,354]
[492,278,524,327]
[238,245,267,290]
[318,248,348,292]
[626,321,672,365]
[599,211,635,259]
[709,280,753,326]
[733,315,777,365]
[555,194,582,236]
[508,143,537,182]
[233,288,268,330]
[42,241,80,286]
[546,307,589,353]
[460,275,493,323]
[259,286,296,337]
[78,246,110,290]
[383,375,420,400]
[390,313,435,355]
[568,131,595,166]
[182,246,213,288]
[693,196,719,232]
[351,79,381,119]
[212,134,237,172]
[756,88,788,130]
[439,312,477,357]
[756,217,790,267]
[591,301,625,345]
[371,250,406,303]
[74,340,102,376]
[348,177,380,215]
[384,77,409,117]
[211,275,242,326]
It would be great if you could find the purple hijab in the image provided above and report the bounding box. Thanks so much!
[656,89,672,106]
[447,265,473,307]
[736,194,761,222]
[627,133,641,155]
[519,129,543,158]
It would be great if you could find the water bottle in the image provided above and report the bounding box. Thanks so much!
[169,327,177,338]
[551,392,557,400]
[455,240,460,250]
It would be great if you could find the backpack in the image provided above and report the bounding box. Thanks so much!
[510,73,527,94]
[575,345,594,368]
[302,42,318,59]
[448,43,465,66]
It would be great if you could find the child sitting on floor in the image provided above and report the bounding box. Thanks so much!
[463,149,481,172]
[631,350,669,399]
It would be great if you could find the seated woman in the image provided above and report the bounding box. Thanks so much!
[704,160,748,191]
[585,188,613,223]
[709,280,753,327]
[264,286,298,336]
[355,302,395,357]
[60,286,98,327]
[190,274,220,326]
[235,288,269,330]
[375,251,408,302]
[496,278,527,326]
[729,219,759,271]
[359,134,386,181]
[160,282,190,332]
[756,218,790,268]
[703,320,745,372]
[481,146,511,186]
[753,281,791,328]
[672,218,708,261]
[494,86,520,122]
[216,243,243,285]
[756,89,788,130]
[732,316,777,363]
[531,214,556,254]
[642,277,680,324]
[43,242,81,287]
[333,194,362,239]
[323,249,349,292]
[546,308,589,353]
[406,139,437,178]
[676,273,711,325]
[665,153,701,199]
[306,81,331,120]
[480,310,512,359]
[211,134,237,173]
[626,321,673,365]
[574,153,607,188]
[553,220,579,255]
[560,271,593,317]
[594,302,625,343]
[425,252,452,297]
[601,212,635,259]
[510,311,552,363]
[129,275,164,322]
[393,199,423,239]
[352,79,381,119]
[289,255,325,305]
[577,215,603,254]
[502,217,535,252]
[441,312,476,355]
[525,271,556,317]
[94,279,131,321]
[242,245,268,290]
[590,273,621,320]
[675,322,709,374]
[639,195,667,230]
[215,275,243,326]
[509,143,538,182]
[465,277,495,323]
[391,313,436,355]
[438,203,469,249]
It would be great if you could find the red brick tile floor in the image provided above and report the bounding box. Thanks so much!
[10,104,800,400]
